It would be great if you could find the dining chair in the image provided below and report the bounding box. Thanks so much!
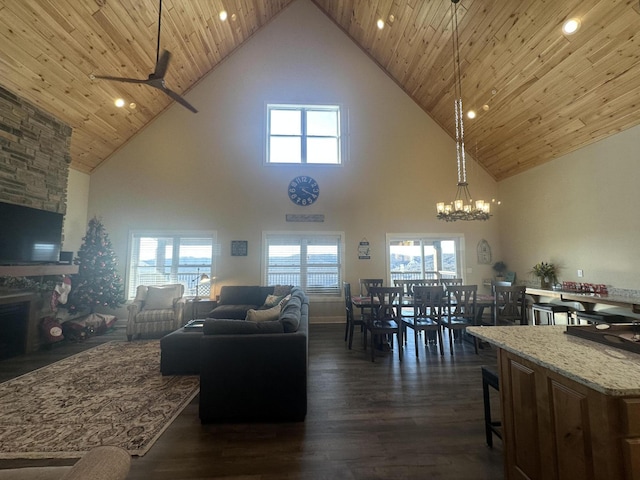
[493,284,527,325]
[440,284,478,355]
[344,282,367,349]
[402,285,445,357]
[393,279,414,296]
[440,277,463,288]
[366,286,403,363]
[359,278,384,296]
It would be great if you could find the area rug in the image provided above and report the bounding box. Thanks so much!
[0,341,199,459]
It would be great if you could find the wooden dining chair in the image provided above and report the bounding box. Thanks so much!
[344,282,367,349]
[367,286,403,363]
[493,284,527,325]
[393,279,414,296]
[359,278,384,296]
[403,285,445,357]
[440,277,463,288]
[440,284,478,355]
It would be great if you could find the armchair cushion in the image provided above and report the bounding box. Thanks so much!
[135,309,176,323]
[143,285,182,310]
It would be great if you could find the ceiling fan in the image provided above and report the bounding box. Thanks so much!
[93,0,198,113]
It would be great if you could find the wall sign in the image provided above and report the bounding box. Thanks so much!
[231,240,248,256]
[285,214,325,222]
[358,239,371,260]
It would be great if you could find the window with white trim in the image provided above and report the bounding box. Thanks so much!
[127,231,216,300]
[387,235,465,284]
[266,104,342,164]
[263,232,343,296]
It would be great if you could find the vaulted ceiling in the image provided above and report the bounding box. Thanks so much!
[1,0,639,180]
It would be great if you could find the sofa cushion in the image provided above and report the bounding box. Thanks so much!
[279,293,301,333]
[263,294,286,308]
[208,304,258,320]
[144,285,181,310]
[246,304,281,322]
[218,286,273,306]
[203,319,284,335]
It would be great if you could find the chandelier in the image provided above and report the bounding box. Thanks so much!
[436,0,491,222]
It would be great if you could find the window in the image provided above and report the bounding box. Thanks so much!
[266,104,343,164]
[263,232,344,296]
[127,231,216,300]
[387,234,465,284]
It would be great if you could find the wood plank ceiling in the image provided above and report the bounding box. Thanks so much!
[1,0,639,180]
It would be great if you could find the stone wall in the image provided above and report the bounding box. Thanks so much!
[0,85,72,214]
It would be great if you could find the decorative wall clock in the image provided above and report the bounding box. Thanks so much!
[288,176,319,206]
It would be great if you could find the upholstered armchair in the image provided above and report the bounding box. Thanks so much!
[127,284,186,341]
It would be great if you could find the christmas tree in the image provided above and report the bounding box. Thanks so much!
[66,216,124,314]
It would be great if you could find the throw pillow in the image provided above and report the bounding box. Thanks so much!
[246,304,281,322]
[263,294,285,308]
[279,294,292,307]
[273,284,293,296]
[144,286,179,310]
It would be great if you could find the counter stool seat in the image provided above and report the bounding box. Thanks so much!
[531,303,573,325]
[481,366,501,447]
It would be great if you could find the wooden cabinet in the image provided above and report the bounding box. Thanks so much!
[499,349,639,480]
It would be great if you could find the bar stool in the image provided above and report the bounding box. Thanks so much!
[531,303,573,325]
[481,366,501,447]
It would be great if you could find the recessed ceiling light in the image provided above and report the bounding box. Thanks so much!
[129,102,137,109]
[376,19,384,30]
[562,18,581,35]
[388,14,395,24]
[467,110,476,119]
[114,98,125,108]
[231,13,237,21]
[482,104,490,111]
[219,10,228,21]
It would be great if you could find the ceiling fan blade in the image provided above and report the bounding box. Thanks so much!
[159,87,198,113]
[153,50,171,78]
[93,75,147,85]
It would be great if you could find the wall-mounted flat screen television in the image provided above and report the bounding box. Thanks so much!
[0,202,63,265]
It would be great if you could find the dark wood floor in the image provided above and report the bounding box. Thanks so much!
[0,323,505,479]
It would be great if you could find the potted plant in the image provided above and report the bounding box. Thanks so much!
[492,261,508,280]
[531,262,557,289]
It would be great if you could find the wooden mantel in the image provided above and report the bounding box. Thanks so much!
[0,264,78,277]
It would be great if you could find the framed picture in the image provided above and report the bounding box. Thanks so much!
[231,240,248,256]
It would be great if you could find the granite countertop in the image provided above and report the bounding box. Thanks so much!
[467,325,640,396]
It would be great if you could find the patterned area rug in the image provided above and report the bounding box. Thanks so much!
[0,341,199,459]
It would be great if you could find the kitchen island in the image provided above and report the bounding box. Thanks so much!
[468,325,640,480]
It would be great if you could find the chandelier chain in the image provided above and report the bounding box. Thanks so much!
[436,0,492,222]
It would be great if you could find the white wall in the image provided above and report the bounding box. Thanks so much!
[499,123,640,291]
[88,0,500,321]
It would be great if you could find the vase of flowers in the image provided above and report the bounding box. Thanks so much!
[531,262,557,289]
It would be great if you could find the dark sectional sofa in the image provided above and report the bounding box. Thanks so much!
[161,285,309,423]
[200,285,309,423]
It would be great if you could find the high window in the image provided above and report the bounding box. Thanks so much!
[387,234,465,284]
[266,104,343,164]
[263,232,344,296]
[127,231,216,300]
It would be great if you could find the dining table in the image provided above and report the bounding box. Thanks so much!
[351,293,496,326]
